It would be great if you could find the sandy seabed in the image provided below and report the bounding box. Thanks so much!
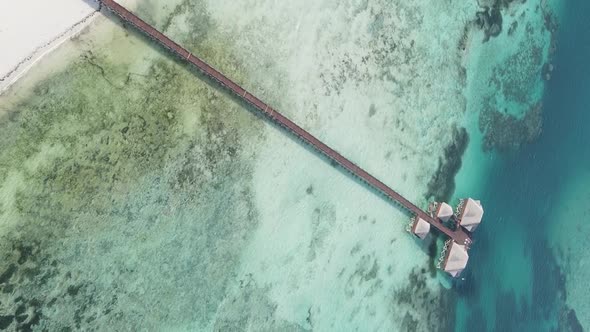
[0,0,558,330]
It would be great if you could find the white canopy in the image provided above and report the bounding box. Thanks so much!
[412,217,430,240]
[443,242,469,277]
[436,202,454,222]
[459,198,484,232]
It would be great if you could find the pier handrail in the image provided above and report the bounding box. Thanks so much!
[99,0,472,245]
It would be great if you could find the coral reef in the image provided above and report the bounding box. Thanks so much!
[473,0,531,42]
[475,6,503,42]
[542,3,559,56]
[213,277,307,331]
[473,0,558,153]
[0,1,266,329]
[0,0,500,330]
[479,101,543,151]
[553,240,585,332]
[426,126,469,202]
[390,267,455,332]
[489,41,544,104]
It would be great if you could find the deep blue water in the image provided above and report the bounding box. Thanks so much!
[455,1,590,331]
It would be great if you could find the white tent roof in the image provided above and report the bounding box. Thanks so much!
[412,217,430,239]
[459,198,484,232]
[443,242,469,277]
[436,202,454,222]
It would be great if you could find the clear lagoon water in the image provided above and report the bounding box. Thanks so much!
[0,0,588,331]
[455,0,589,330]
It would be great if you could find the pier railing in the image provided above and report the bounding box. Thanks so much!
[99,0,472,246]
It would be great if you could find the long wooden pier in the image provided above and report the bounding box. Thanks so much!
[99,0,472,246]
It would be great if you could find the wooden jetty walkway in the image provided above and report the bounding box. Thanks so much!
[99,0,472,246]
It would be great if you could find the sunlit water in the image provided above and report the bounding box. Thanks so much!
[1,0,584,331]
[454,1,589,330]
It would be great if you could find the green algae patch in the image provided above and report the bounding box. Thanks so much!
[0,2,267,329]
[2,57,187,225]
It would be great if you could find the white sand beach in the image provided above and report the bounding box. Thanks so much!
[0,0,561,330]
[0,1,471,328]
[0,0,100,92]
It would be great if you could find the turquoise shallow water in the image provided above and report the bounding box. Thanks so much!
[0,0,584,330]
[455,0,589,330]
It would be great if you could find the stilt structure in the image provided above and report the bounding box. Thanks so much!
[435,202,454,222]
[440,241,469,277]
[408,217,431,240]
[97,0,484,278]
[456,198,484,232]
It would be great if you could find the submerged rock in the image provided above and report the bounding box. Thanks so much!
[0,315,14,330]
[475,6,503,42]
[542,62,554,81]
[426,126,469,202]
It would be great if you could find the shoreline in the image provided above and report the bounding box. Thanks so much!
[0,0,564,330]
[0,1,100,93]
[0,0,473,329]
